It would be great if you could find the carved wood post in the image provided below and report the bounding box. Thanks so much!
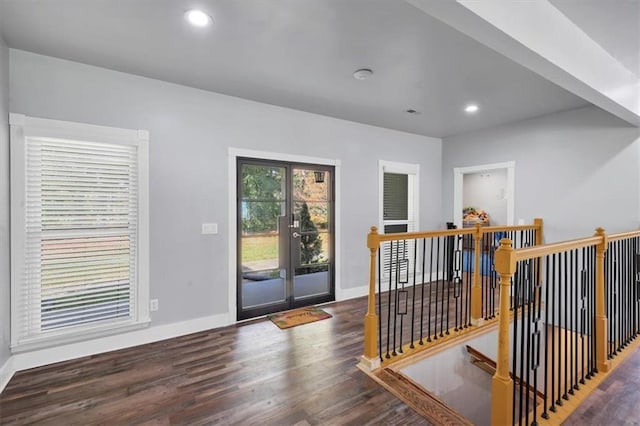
[360,226,381,371]
[594,227,610,373]
[491,238,515,426]
[471,222,483,325]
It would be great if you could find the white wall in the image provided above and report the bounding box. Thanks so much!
[9,49,442,330]
[0,30,12,375]
[443,106,640,242]
[463,169,508,225]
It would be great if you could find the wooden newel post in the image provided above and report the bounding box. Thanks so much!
[359,226,381,371]
[471,223,483,325]
[491,238,515,426]
[534,218,544,246]
[594,227,610,373]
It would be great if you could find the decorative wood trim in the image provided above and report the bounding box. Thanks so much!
[373,368,473,425]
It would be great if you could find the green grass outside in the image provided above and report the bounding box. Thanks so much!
[242,234,329,262]
[242,235,278,262]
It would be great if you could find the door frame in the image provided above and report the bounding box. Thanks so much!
[452,161,515,228]
[228,148,341,323]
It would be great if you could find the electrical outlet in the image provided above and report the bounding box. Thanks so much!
[150,299,159,312]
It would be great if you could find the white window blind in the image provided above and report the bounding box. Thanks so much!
[11,114,149,350]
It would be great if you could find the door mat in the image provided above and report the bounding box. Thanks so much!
[267,306,332,329]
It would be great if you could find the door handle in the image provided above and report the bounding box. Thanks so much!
[292,232,301,239]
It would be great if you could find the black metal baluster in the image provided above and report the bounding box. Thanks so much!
[512,259,520,425]
[435,237,441,340]
[463,234,470,327]
[419,238,426,345]
[592,245,598,375]
[580,248,586,385]
[410,239,418,349]
[550,253,557,413]
[569,249,575,395]
[616,241,621,354]
[543,254,551,419]
[393,242,399,356]
[483,235,489,319]
[378,249,382,362]
[524,259,533,426]
[606,243,611,358]
[490,232,497,318]
[453,242,461,332]
[625,239,630,346]
[606,242,611,358]
[445,235,452,336]
[636,238,640,337]
[439,237,447,338]
[532,256,543,426]
[386,242,393,359]
[466,235,472,327]
[427,238,434,342]
[521,260,528,425]
[563,251,569,401]
[557,252,564,407]
[514,262,527,424]
[574,248,580,390]
[510,231,515,311]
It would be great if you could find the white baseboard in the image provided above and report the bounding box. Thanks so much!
[3,312,231,392]
[337,285,369,301]
[0,356,14,395]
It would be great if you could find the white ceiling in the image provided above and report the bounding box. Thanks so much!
[1,0,626,138]
[550,0,640,78]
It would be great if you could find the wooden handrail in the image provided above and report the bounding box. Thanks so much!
[376,223,540,244]
[608,229,640,242]
[511,235,602,262]
[377,228,474,242]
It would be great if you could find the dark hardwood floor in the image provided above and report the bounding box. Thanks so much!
[0,297,431,426]
[563,346,640,425]
[0,294,638,425]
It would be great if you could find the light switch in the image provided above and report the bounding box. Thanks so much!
[202,223,218,234]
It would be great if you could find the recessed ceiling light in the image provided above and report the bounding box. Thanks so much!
[465,104,479,114]
[185,10,212,27]
[353,68,373,80]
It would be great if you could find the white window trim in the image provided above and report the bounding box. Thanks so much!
[378,160,420,281]
[9,113,150,352]
[453,161,515,228]
[378,160,420,233]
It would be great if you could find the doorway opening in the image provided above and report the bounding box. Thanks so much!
[237,158,335,320]
[453,161,515,228]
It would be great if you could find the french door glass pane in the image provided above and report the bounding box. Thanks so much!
[240,165,286,309]
[292,167,331,300]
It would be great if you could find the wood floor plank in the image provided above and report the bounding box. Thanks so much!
[0,295,638,425]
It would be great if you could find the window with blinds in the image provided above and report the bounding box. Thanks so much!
[379,162,419,279]
[10,114,149,350]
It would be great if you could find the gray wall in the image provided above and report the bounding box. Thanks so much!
[0,30,11,367]
[443,106,640,243]
[9,49,442,327]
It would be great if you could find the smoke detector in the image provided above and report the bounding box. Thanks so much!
[353,69,373,80]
